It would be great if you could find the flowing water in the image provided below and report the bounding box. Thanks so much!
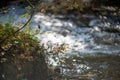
[0,5,120,80]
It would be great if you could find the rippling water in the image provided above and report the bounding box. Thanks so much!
[0,5,120,80]
[58,54,120,80]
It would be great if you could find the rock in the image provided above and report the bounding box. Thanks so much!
[0,52,50,80]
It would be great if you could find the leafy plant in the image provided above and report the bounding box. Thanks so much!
[37,0,87,14]
[0,24,44,63]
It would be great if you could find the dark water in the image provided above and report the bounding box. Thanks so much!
[52,54,120,80]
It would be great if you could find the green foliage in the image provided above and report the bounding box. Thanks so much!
[0,24,44,63]
[21,13,30,18]
[37,0,86,14]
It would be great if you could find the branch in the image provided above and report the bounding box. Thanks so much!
[0,0,35,45]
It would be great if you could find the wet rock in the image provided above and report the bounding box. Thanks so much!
[0,53,50,80]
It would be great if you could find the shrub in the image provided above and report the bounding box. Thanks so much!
[0,23,41,62]
[0,24,50,80]
[37,0,86,14]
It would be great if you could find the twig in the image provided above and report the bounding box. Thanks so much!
[0,0,35,45]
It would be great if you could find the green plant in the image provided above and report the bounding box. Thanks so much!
[0,24,44,63]
[37,0,86,14]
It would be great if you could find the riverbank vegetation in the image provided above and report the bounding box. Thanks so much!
[0,24,50,80]
[36,0,120,15]
[1,0,119,15]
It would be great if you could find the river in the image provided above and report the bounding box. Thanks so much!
[0,5,120,80]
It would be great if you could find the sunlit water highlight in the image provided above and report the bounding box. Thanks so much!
[0,5,120,55]
[0,5,120,80]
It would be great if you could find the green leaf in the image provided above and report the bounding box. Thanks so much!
[21,13,30,18]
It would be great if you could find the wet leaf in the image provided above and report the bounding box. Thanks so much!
[25,6,32,10]
[21,13,29,18]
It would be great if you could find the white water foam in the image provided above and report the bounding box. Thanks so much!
[0,5,120,55]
